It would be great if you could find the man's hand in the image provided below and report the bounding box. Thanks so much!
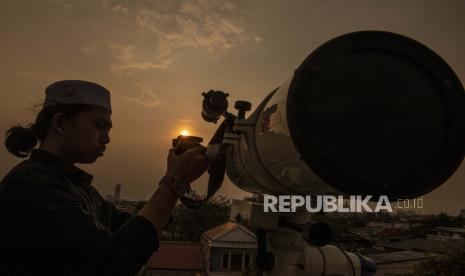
[165,145,208,184]
[138,145,208,238]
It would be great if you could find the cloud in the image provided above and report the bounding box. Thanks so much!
[73,0,252,78]
[135,0,249,54]
[113,83,161,107]
[112,5,129,16]
[66,0,253,106]
[108,44,172,76]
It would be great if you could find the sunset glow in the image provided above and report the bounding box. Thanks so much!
[180,130,190,136]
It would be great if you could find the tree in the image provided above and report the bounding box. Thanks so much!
[423,212,464,228]
[165,195,231,241]
[414,245,465,276]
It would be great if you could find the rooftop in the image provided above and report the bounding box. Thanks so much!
[378,238,465,253]
[367,250,436,264]
[203,222,238,240]
[435,227,465,233]
[147,241,206,271]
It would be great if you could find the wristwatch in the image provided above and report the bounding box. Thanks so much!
[159,175,188,196]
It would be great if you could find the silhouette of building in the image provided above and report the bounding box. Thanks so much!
[427,227,465,241]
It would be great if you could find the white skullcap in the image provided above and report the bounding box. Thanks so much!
[44,80,111,112]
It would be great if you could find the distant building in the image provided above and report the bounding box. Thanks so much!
[367,250,437,276]
[201,222,257,275]
[377,238,464,254]
[395,209,418,216]
[427,227,465,241]
[367,221,412,230]
[114,200,138,214]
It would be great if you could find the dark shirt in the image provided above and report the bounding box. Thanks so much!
[0,149,159,276]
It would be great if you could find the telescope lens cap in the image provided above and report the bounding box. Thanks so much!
[288,31,465,199]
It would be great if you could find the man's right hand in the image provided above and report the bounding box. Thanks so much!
[165,145,208,184]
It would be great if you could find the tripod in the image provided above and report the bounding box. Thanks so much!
[229,197,376,276]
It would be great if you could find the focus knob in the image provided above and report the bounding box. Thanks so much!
[234,101,252,119]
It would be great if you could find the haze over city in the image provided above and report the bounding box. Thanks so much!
[1,0,465,215]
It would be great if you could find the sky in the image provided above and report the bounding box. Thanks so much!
[1,0,465,215]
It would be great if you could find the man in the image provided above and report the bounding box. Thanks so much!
[0,80,208,275]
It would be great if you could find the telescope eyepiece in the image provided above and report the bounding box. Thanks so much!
[201,90,229,123]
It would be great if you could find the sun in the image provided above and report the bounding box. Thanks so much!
[180,129,190,136]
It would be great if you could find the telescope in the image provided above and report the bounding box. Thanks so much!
[189,31,465,275]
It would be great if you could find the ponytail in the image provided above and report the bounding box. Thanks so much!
[5,125,38,158]
[4,104,95,158]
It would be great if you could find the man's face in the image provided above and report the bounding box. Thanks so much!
[62,107,112,163]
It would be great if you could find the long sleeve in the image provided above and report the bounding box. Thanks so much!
[108,202,135,232]
[0,166,158,276]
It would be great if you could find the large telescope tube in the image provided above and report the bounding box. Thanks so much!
[224,31,465,199]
